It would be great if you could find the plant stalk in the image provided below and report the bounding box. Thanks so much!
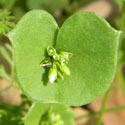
[119,1,125,49]
[75,105,125,121]
[120,1,125,31]
[118,0,125,93]
[96,88,110,125]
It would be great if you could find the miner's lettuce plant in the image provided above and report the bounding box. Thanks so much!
[8,10,121,107]
[2,8,122,124]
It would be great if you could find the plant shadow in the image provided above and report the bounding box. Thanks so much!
[41,68,49,86]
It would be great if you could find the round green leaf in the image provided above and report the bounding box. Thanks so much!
[55,12,121,106]
[8,10,121,106]
[24,103,74,125]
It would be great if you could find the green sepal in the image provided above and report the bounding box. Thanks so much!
[58,64,70,75]
[57,71,64,80]
[47,46,56,56]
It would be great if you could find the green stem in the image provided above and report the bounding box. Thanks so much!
[75,112,97,120]
[105,105,125,112]
[117,65,125,92]
[96,88,110,125]
[120,1,125,31]
[10,47,15,83]
[0,46,15,94]
[75,105,125,121]
[119,1,125,49]
[117,0,125,93]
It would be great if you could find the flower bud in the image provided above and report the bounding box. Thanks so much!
[59,52,73,64]
[48,68,57,83]
[53,54,59,60]
[57,71,64,80]
[59,57,66,65]
[47,46,56,56]
[59,64,70,75]
[60,51,73,59]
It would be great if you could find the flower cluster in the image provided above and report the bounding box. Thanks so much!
[40,46,73,83]
[40,108,64,125]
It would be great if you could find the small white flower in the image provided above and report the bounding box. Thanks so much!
[53,55,56,59]
[51,113,56,122]
[49,73,56,83]
[48,68,57,83]
[65,54,69,58]
[49,49,53,53]
[61,58,65,65]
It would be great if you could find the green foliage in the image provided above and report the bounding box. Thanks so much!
[8,10,120,106]
[23,103,74,125]
[0,9,15,36]
[64,0,93,14]
[0,0,16,10]
[120,36,125,64]
[0,95,32,125]
[26,0,69,13]
[120,1,125,65]
[0,0,124,124]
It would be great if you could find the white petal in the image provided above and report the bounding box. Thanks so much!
[49,74,56,83]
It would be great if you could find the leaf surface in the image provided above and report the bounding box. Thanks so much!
[55,12,121,105]
[8,10,120,106]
